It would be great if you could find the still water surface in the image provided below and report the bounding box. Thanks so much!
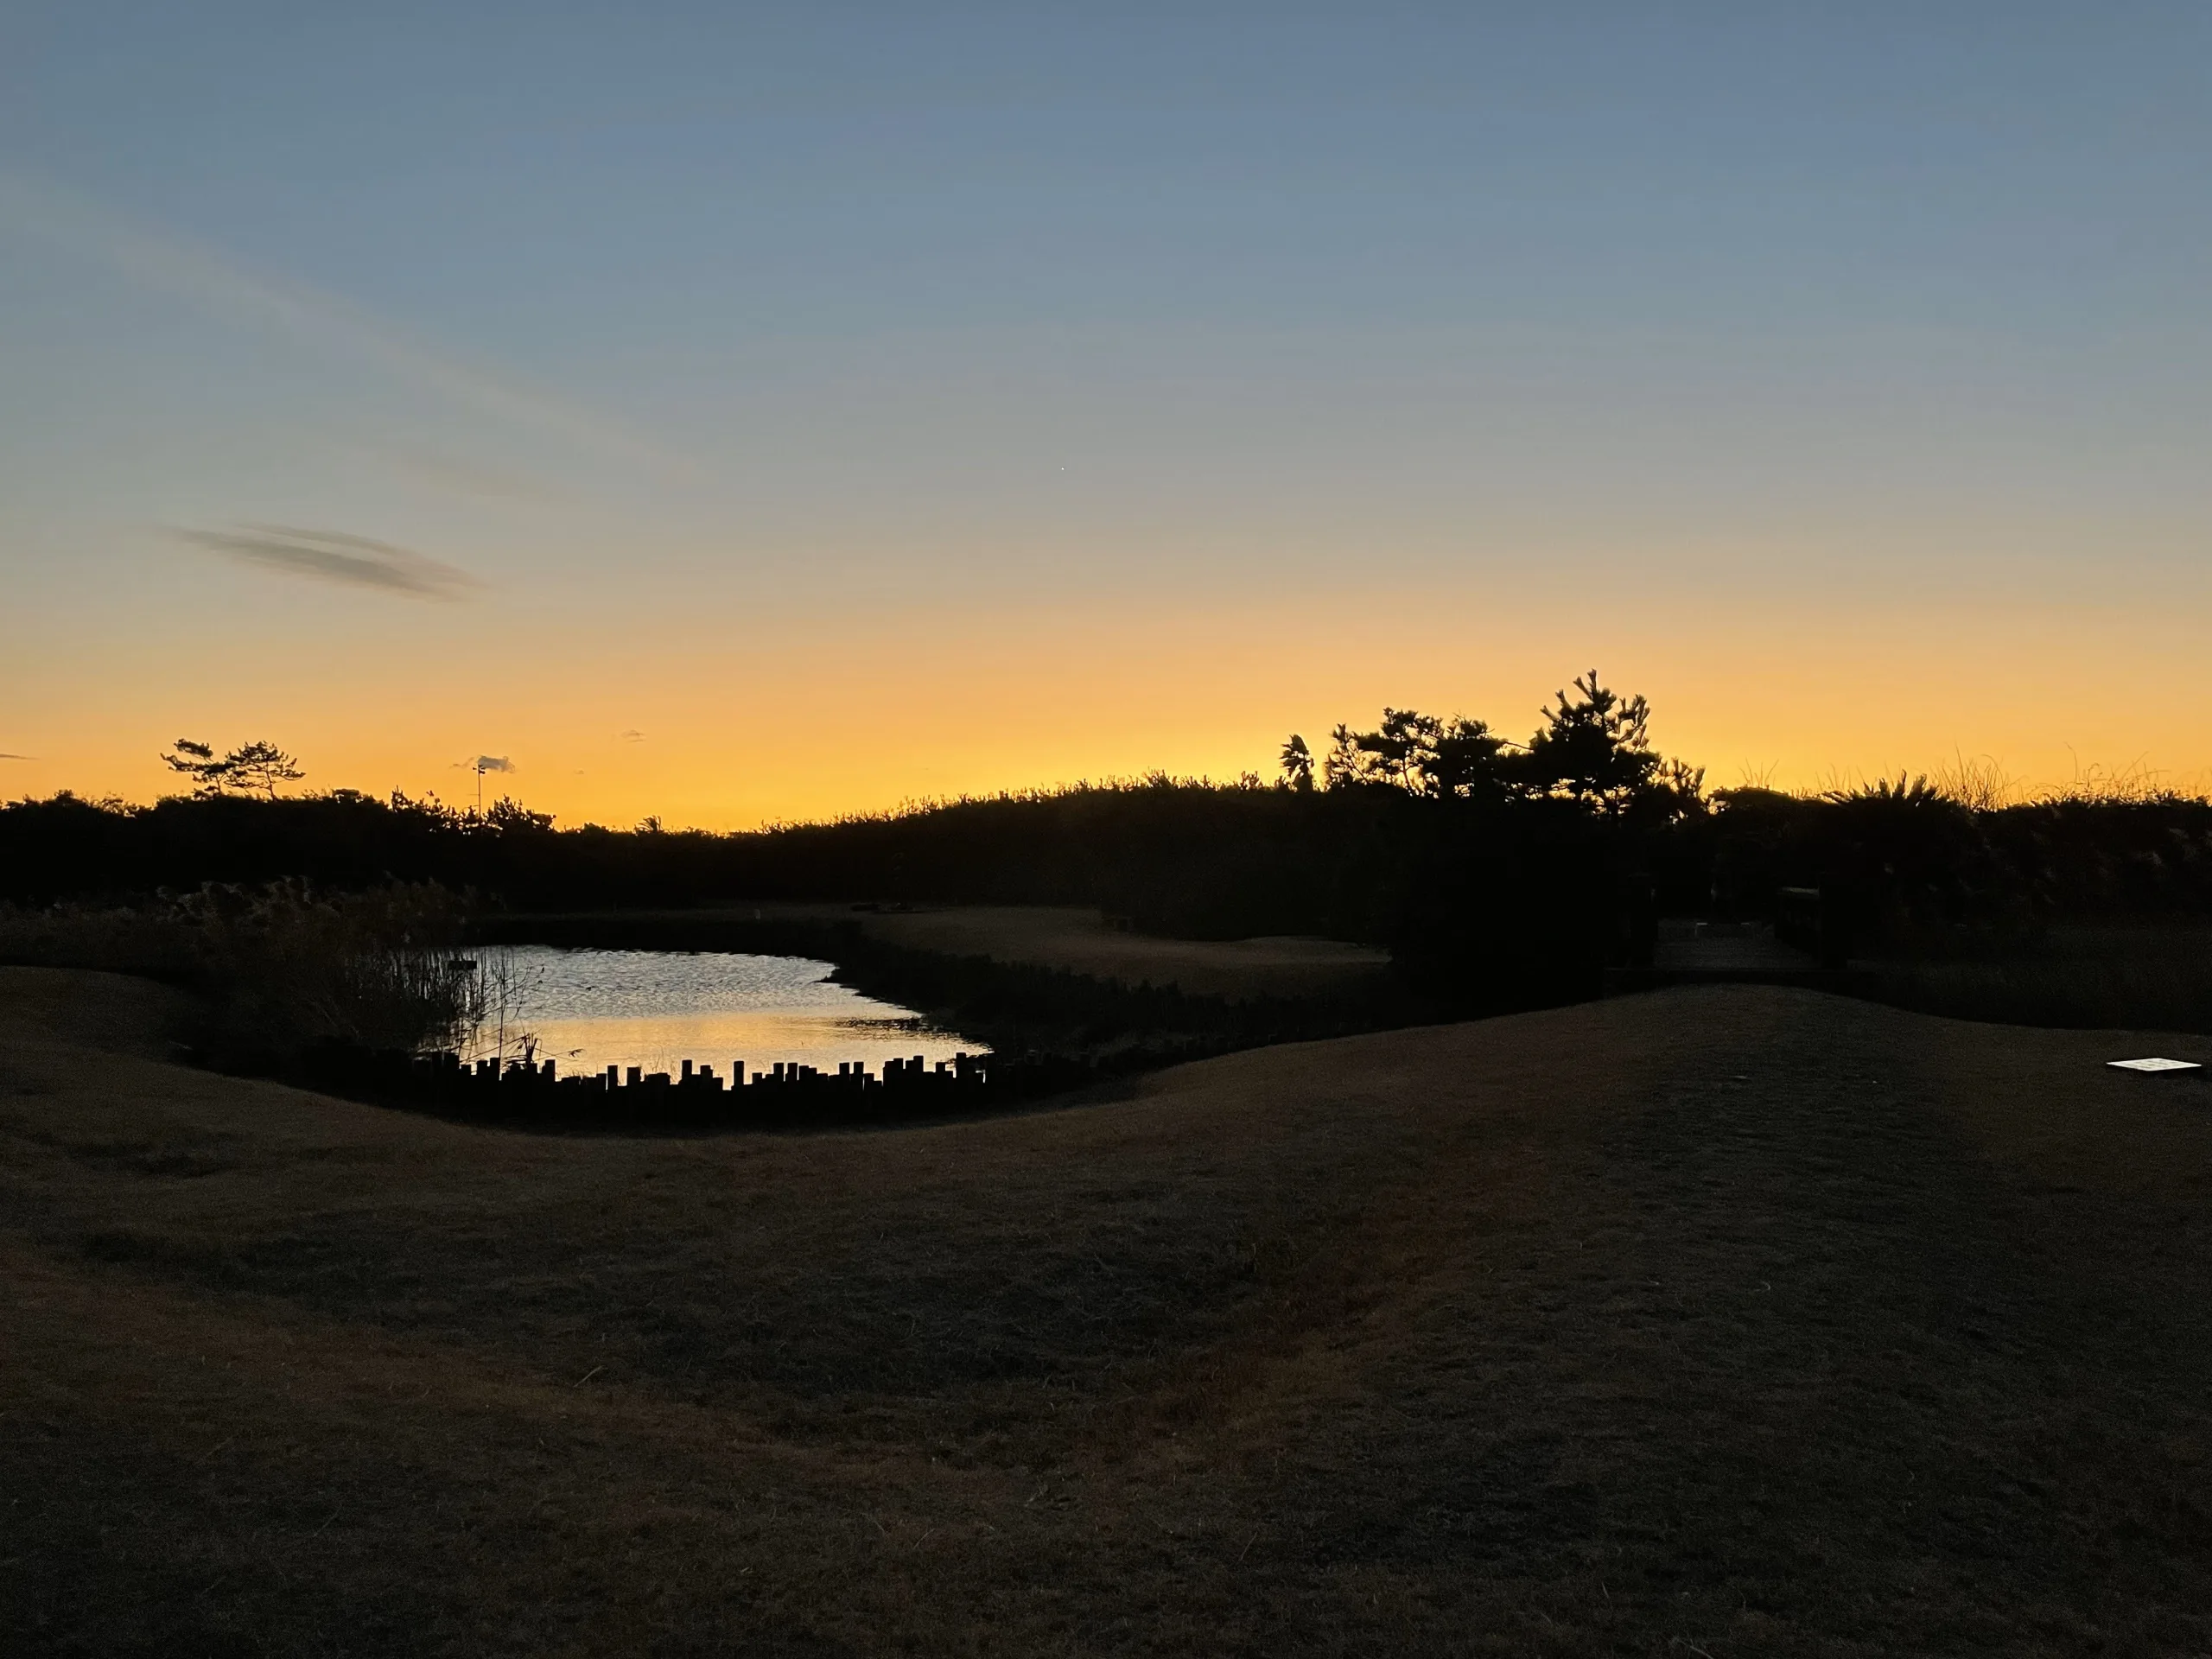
[480,946,988,1078]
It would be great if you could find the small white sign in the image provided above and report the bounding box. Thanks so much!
[2107,1057,2203,1073]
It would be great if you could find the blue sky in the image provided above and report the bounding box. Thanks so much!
[5,4,2209,822]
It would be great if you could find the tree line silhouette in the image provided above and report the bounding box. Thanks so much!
[8,676,2212,1015]
[161,737,306,800]
[1294,673,1705,817]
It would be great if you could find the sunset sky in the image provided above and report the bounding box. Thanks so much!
[5,5,2209,828]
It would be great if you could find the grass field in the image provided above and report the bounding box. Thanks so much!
[7,965,2212,1655]
[713,903,1389,1001]
[1869,924,2212,1038]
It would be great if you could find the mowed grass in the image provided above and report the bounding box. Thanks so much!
[7,968,2212,1655]
[750,902,1392,1000]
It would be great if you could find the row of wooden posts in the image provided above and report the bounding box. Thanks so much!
[287,1041,1114,1132]
[446,1049,989,1093]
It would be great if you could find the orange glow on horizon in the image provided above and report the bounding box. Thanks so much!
[9,578,2209,831]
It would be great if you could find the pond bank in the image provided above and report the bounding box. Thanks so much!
[472,907,1408,1069]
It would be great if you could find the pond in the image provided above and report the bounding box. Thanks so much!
[468,946,989,1080]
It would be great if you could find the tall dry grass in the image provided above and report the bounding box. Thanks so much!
[0,880,484,1062]
[1811,753,2202,813]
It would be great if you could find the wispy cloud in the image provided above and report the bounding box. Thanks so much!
[0,752,34,760]
[178,524,480,600]
[467,755,517,773]
[0,166,679,474]
[620,728,646,743]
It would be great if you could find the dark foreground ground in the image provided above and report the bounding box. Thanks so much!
[5,967,2212,1656]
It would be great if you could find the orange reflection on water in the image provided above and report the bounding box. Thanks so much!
[518,1011,986,1081]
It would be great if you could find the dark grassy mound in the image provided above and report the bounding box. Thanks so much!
[5,968,2212,1654]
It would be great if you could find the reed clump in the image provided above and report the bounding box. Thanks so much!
[0,880,482,1065]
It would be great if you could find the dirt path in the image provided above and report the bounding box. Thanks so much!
[5,969,2211,1654]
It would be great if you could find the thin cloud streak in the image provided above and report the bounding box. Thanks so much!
[0,166,682,474]
[178,524,480,600]
[0,752,35,760]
